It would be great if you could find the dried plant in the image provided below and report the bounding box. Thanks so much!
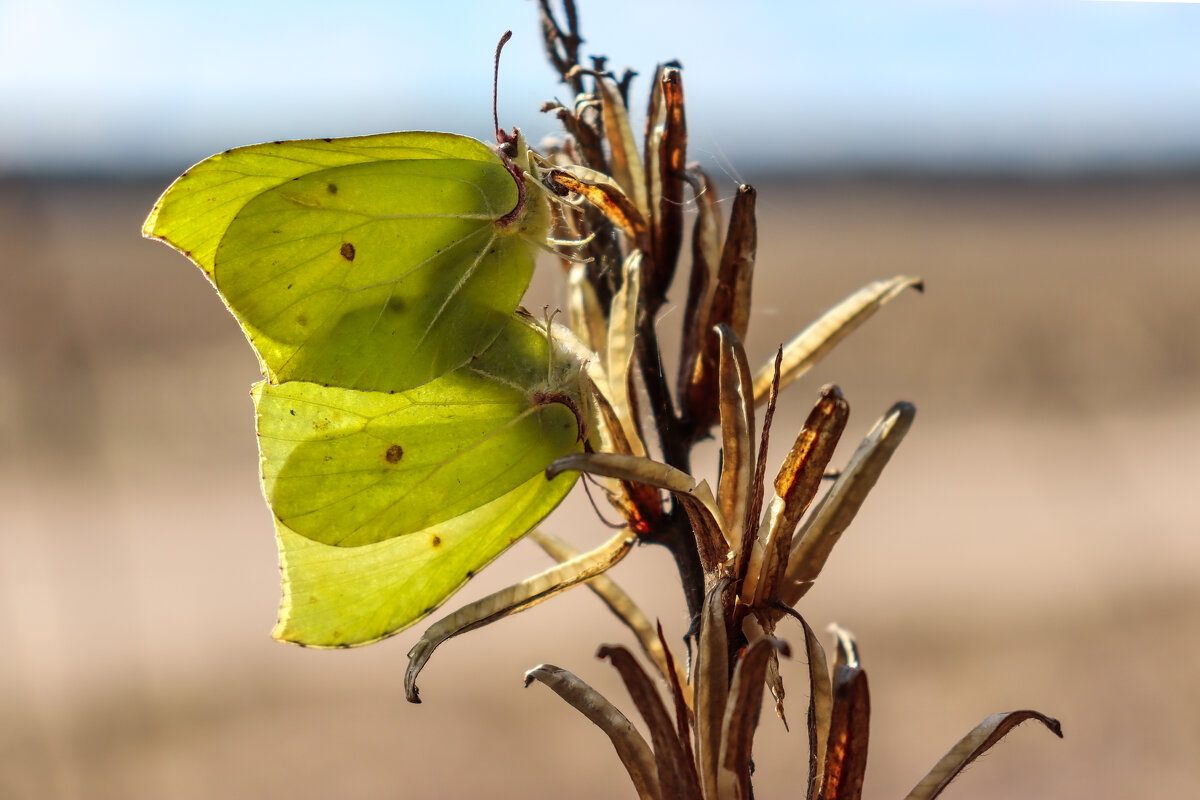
[397,3,1063,798]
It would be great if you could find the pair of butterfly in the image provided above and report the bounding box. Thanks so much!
[144,131,591,648]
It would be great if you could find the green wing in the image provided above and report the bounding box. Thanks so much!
[148,134,577,646]
[260,316,584,646]
[254,317,583,548]
[144,131,549,392]
[272,470,576,647]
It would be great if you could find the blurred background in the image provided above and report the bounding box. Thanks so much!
[2,1,1198,798]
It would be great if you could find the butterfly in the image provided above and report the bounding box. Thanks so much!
[145,130,585,646]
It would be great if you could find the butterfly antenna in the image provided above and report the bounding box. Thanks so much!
[493,31,515,148]
[582,474,629,530]
[491,30,528,228]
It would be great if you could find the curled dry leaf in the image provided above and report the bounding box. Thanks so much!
[642,63,667,259]
[904,711,1063,800]
[678,167,722,402]
[548,452,728,572]
[600,645,703,800]
[648,66,687,302]
[743,385,849,609]
[782,401,916,606]
[714,185,758,344]
[524,664,660,800]
[683,184,757,429]
[773,608,834,800]
[752,276,924,404]
[606,251,648,457]
[736,348,781,588]
[717,636,791,800]
[656,622,696,768]
[548,169,650,251]
[595,73,650,218]
[547,453,714,516]
[716,324,756,554]
[809,624,868,800]
[529,530,690,707]
[404,527,635,702]
[695,579,731,800]
[552,162,633,196]
[821,662,870,800]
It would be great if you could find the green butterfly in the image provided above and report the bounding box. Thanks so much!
[145,131,585,647]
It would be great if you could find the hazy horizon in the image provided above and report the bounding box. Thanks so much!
[4,1,1200,176]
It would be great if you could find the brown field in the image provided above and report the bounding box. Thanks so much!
[1,174,1197,799]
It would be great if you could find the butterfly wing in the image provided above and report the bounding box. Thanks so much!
[254,316,583,548]
[270,466,576,647]
[144,131,549,392]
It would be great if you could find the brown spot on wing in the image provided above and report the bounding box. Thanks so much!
[430,535,442,547]
[385,444,403,464]
[340,242,356,261]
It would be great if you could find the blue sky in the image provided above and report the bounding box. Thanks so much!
[2,0,1199,174]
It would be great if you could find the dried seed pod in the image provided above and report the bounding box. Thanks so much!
[678,167,722,398]
[782,401,916,606]
[523,664,660,800]
[742,385,849,606]
[682,184,757,431]
[905,711,1063,800]
[647,66,687,303]
[404,527,635,702]
[596,73,649,218]
[752,276,923,404]
[716,324,756,554]
[600,644,704,800]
